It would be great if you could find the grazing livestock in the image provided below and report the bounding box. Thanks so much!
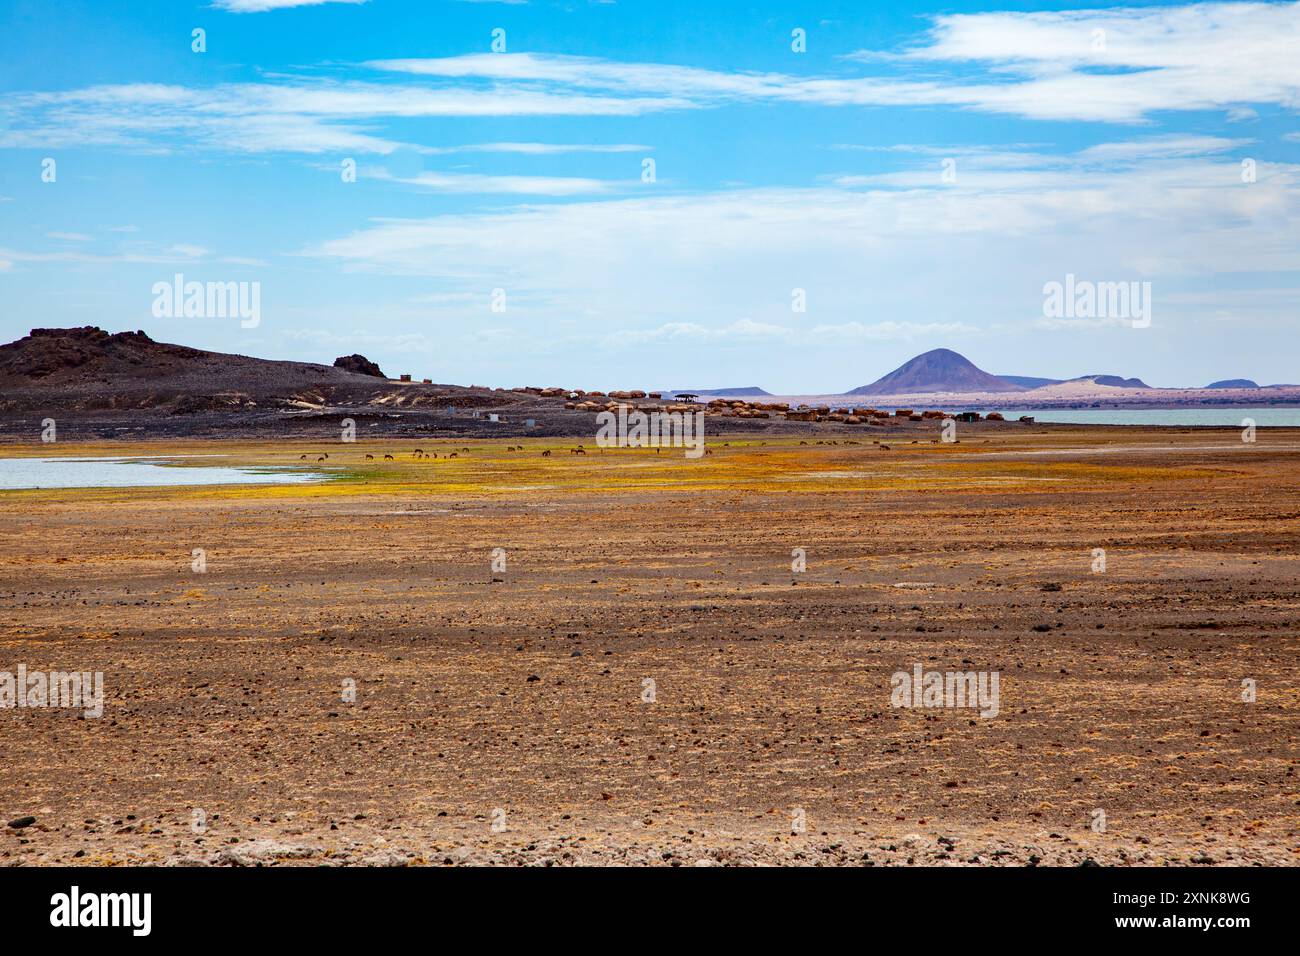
[317,456,326,462]
[365,454,374,460]
[541,450,551,457]
[383,454,394,460]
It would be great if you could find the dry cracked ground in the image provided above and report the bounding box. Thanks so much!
[0,425,1297,866]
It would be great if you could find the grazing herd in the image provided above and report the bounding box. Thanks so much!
[291,437,939,464]
[292,439,909,463]
[297,443,604,461]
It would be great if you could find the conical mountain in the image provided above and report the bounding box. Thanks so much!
[849,348,1026,395]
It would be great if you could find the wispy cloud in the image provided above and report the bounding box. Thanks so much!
[375,3,1300,123]
[5,3,1296,161]
[213,0,368,12]
[371,167,617,195]
[428,142,650,155]
[301,145,1300,352]
[0,82,687,155]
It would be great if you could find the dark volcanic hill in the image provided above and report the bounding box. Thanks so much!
[850,349,1026,395]
[0,327,401,413]
[1206,378,1258,389]
[0,327,531,422]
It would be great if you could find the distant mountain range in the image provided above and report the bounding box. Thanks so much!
[661,386,771,396]
[1206,379,1259,389]
[850,349,1024,395]
[652,352,1272,397]
[0,330,1280,408]
[843,349,1260,395]
[997,375,1060,389]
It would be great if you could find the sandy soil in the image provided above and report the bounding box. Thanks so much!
[1,426,1296,866]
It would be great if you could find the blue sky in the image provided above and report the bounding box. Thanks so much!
[1,0,1298,391]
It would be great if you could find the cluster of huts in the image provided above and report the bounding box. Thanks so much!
[508,385,1034,425]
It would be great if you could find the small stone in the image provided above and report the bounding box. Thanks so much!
[7,817,36,830]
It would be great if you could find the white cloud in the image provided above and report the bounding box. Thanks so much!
[0,243,212,266]
[0,82,687,155]
[7,4,1295,159]
[429,142,650,155]
[46,232,93,242]
[375,3,1300,123]
[301,146,1300,349]
[213,0,368,12]
[168,244,209,259]
[1075,135,1249,162]
[372,167,616,195]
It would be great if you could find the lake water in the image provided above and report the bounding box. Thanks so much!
[993,408,1300,426]
[0,456,330,490]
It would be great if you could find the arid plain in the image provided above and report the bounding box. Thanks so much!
[1,424,1296,866]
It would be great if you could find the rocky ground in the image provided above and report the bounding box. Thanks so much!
[1,428,1296,866]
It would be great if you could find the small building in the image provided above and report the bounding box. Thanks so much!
[399,373,412,382]
[674,392,700,403]
[955,411,981,423]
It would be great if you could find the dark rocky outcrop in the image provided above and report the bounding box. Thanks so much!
[334,354,386,378]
